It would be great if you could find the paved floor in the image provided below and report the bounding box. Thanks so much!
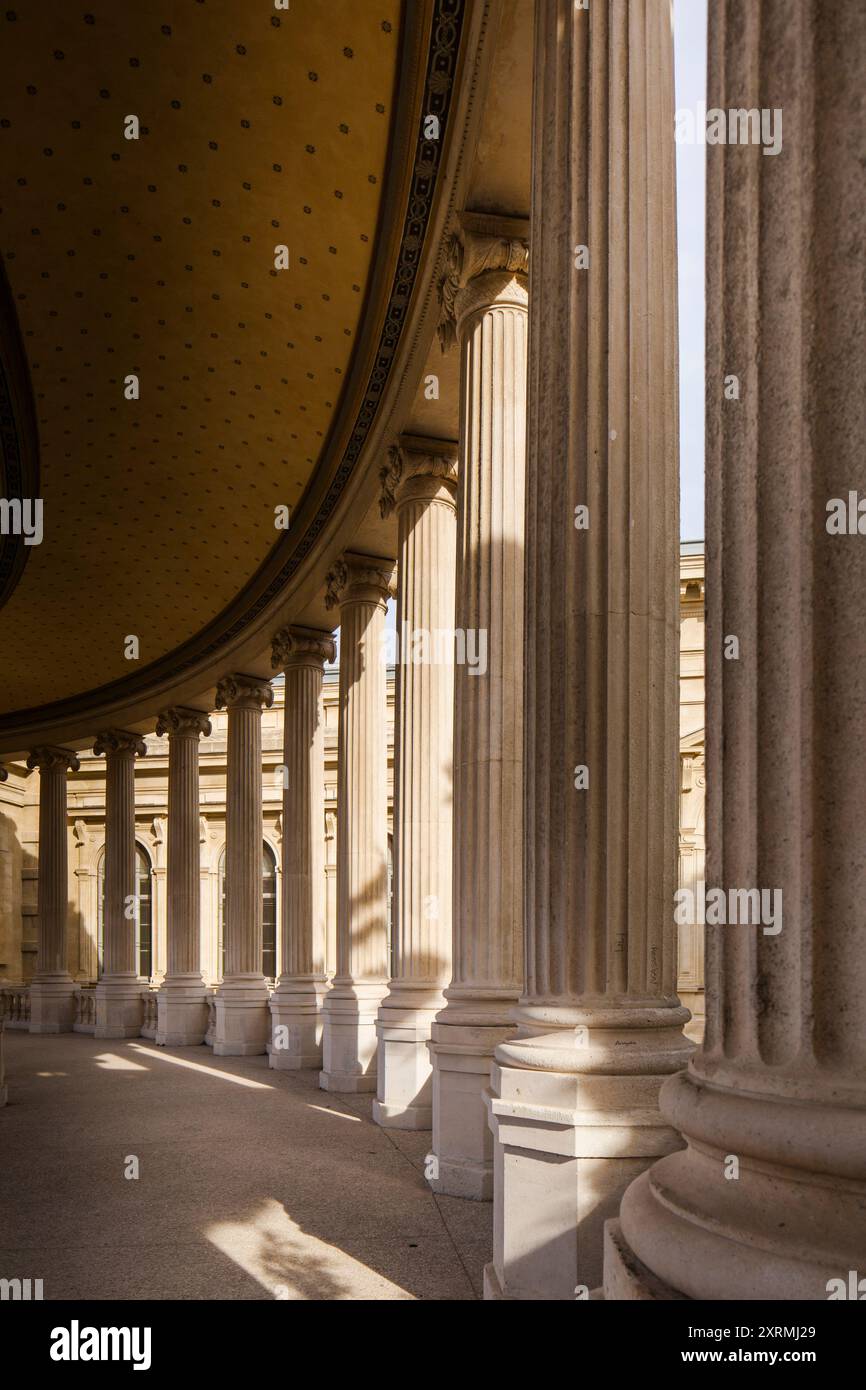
[0,1031,492,1300]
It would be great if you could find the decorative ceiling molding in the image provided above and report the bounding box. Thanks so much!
[0,0,469,747]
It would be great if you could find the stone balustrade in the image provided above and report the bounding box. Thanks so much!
[140,990,159,1040]
[0,985,31,1030]
[73,989,96,1034]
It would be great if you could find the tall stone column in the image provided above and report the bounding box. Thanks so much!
[484,0,691,1300]
[320,553,395,1092]
[374,438,458,1130]
[428,214,528,1197]
[606,0,866,1302]
[94,730,147,1038]
[268,626,335,1070]
[213,674,274,1056]
[27,746,80,1034]
[155,707,212,1046]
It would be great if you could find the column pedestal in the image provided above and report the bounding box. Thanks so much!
[93,731,147,1039]
[319,555,394,1093]
[604,0,866,1303]
[155,707,211,1047]
[268,628,334,1070]
[429,216,529,1193]
[27,747,81,1034]
[374,439,457,1130]
[213,675,274,1056]
[487,0,689,1296]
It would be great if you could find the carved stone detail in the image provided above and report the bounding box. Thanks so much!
[379,438,458,519]
[271,626,336,672]
[214,674,274,711]
[93,730,147,759]
[324,553,396,611]
[156,707,212,740]
[26,746,80,774]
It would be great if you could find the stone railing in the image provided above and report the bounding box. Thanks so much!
[73,988,96,1034]
[0,984,31,1030]
[140,989,159,1040]
[204,990,216,1046]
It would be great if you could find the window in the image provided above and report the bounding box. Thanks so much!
[97,842,153,980]
[218,843,278,980]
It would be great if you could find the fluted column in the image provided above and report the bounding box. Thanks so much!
[374,438,458,1130]
[213,674,274,1056]
[428,213,528,1197]
[155,707,212,1046]
[94,730,147,1038]
[607,0,866,1302]
[27,746,80,1034]
[483,0,692,1299]
[320,553,395,1092]
[268,626,335,1070]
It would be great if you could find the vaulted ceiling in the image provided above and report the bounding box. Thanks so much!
[0,0,401,711]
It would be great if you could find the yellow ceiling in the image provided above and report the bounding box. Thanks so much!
[0,0,400,712]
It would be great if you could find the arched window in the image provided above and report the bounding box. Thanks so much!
[97,843,153,980]
[218,843,278,980]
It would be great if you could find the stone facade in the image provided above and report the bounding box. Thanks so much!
[0,563,703,1020]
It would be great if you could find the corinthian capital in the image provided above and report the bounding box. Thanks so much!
[271,625,336,671]
[324,553,396,611]
[380,437,459,518]
[93,730,147,759]
[155,707,212,739]
[27,746,81,774]
[215,674,275,711]
[438,212,530,350]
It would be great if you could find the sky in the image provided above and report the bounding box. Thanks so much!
[674,0,707,540]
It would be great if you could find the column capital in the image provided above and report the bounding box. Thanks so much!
[379,436,459,518]
[93,730,147,759]
[438,212,529,350]
[214,673,275,711]
[155,707,212,740]
[26,745,81,774]
[324,552,396,612]
[271,625,336,673]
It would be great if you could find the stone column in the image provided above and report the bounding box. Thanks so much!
[606,0,866,1302]
[155,707,212,1046]
[213,674,274,1055]
[320,553,395,1092]
[27,746,80,1034]
[94,730,147,1038]
[427,215,528,1198]
[484,0,692,1300]
[374,438,458,1130]
[268,626,335,1070]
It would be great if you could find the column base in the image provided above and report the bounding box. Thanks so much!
[213,976,270,1056]
[94,976,144,1039]
[428,1010,517,1199]
[602,1218,688,1300]
[612,1066,866,1301]
[28,975,76,1034]
[268,976,328,1070]
[373,993,443,1130]
[156,976,208,1047]
[485,1058,685,1298]
[319,979,387,1093]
